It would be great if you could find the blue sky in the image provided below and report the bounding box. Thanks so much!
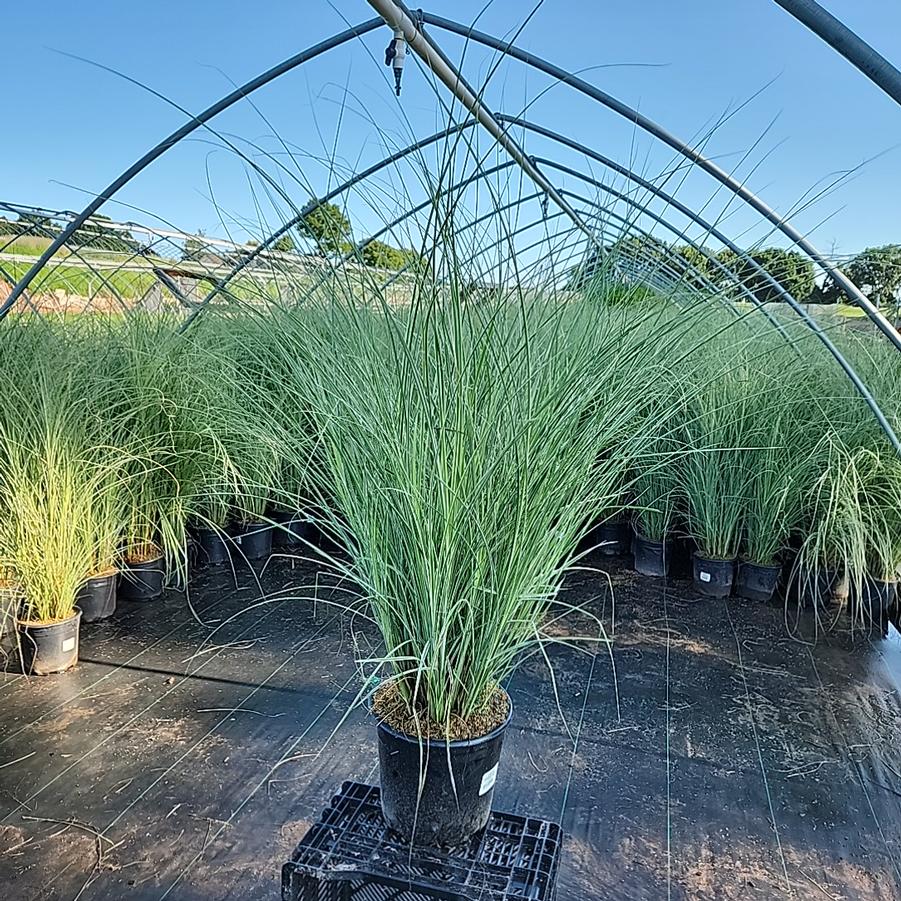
[3,1,900,257]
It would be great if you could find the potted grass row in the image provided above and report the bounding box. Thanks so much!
[0,313,312,674]
[621,314,901,629]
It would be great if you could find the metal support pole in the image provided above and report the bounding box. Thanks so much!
[418,12,901,356]
[364,0,602,251]
[0,17,384,319]
[773,0,901,107]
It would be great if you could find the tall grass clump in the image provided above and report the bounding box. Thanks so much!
[99,315,211,580]
[263,253,682,735]
[0,317,128,624]
[680,359,753,561]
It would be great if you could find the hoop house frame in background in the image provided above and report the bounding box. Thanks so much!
[2,5,899,449]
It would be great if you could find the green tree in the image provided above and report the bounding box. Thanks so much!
[840,245,901,310]
[728,247,815,304]
[272,233,296,254]
[671,244,715,290]
[300,202,352,254]
[361,239,406,270]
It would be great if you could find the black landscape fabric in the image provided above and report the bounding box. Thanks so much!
[2,552,901,900]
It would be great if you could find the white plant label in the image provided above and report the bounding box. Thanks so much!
[62,638,76,652]
[479,763,499,796]
[700,571,711,583]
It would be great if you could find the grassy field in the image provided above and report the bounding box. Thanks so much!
[0,259,158,301]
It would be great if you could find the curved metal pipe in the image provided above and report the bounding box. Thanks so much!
[773,0,901,106]
[377,118,899,449]
[0,208,140,315]
[366,0,603,251]
[189,113,757,326]
[178,121,477,329]
[266,156,735,314]
[417,12,901,354]
[0,17,384,319]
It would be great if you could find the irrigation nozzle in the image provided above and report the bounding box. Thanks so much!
[384,27,407,96]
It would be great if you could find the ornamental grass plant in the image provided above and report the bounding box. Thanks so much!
[0,317,128,624]
[259,252,691,735]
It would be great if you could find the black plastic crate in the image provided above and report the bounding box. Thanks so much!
[282,781,562,901]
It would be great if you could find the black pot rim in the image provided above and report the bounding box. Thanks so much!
[80,571,118,586]
[634,532,669,546]
[375,689,513,749]
[17,609,81,631]
[269,507,306,520]
[740,559,781,572]
[192,523,229,535]
[231,520,272,532]
[866,576,898,587]
[123,554,164,568]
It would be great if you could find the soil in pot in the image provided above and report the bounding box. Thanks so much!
[75,571,117,623]
[736,561,782,603]
[193,527,231,567]
[373,681,512,847]
[271,510,315,549]
[18,611,81,675]
[632,533,673,578]
[692,553,735,599]
[119,551,165,601]
[229,522,273,561]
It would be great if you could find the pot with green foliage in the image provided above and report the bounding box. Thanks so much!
[682,394,746,598]
[794,440,864,612]
[735,370,822,602]
[107,315,212,599]
[76,464,127,623]
[631,442,681,577]
[276,273,665,844]
[852,450,901,631]
[589,508,631,557]
[0,424,90,674]
[0,322,125,671]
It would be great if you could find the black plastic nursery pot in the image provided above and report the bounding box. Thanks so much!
[670,534,696,579]
[229,521,273,561]
[797,566,846,609]
[18,611,81,675]
[736,561,782,603]
[592,518,631,557]
[632,533,673,578]
[271,509,315,549]
[0,587,18,637]
[856,577,897,625]
[119,555,165,601]
[692,553,736,599]
[193,527,231,567]
[75,572,117,623]
[377,693,513,847]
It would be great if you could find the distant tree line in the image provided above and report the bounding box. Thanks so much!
[573,234,901,312]
[180,202,422,274]
[0,212,141,255]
